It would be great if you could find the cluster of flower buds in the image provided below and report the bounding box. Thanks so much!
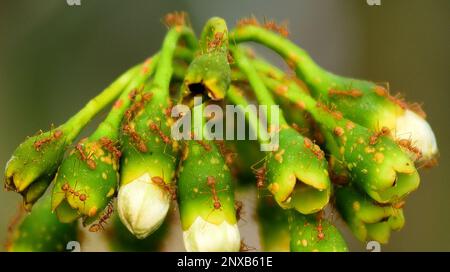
[4,14,438,252]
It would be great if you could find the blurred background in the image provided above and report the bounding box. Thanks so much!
[0,0,448,251]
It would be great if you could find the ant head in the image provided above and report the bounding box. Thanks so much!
[317,232,325,240]
[214,202,221,209]
[150,123,158,130]
[79,194,87,202]
[61,183,70,191]
[381,126,390,134]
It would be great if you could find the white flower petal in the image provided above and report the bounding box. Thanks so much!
[395,110,438,161]
[117,173,170,239]
[183,217,240,252]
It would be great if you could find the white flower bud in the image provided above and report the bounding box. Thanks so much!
[183,217,240,252]
[117,173,170,239]
[395,110,438,162]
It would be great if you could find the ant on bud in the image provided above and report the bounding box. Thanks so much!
[316,211,325,241]
[369,127,391,145]
[397,139,422,161]
[34,130,63,151]
[61,181,88,204]
[89,202,114,232]
[328,89,363,98]
[149,122,172,145]
[75,143,97,170]
[151,174,177,201]
[100,137,122,160]
[123,124,148,153]
[207,176,221,210]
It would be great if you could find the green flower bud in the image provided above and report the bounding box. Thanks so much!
[289,211,348,252]
[183,17,231,101]
[333,123,420,204]
[178,141,240,252]
[5,128,68,193]
[7,194,78,252]
[266,127,331,214]
[335,186,405,244]
[51,138,119,223]
[118,25,197,239]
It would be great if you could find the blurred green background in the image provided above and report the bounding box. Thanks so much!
[0,0,448,251]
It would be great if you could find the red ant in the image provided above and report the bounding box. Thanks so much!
[215,140,236,167]
[420,157,438,169]
[76,143,96,170]
[234,200,245,222]
[304,138,325,160]
[316,211,325,241]
[316,102,343,120]
[163,11,187,28]
[263,19,289,37]
[251,157,270,194]
[89,201,114,232]
[125,91,153,123]
[151,174,177,201]
[407,102,427,118]
[239,239,256,252]
[207,176,221,210]
[207,32,225,51]
[254,167,266,190]
[236,16,260,28]
[397,139,422,161]
[149,122,172,145]
[100,137,122,160]
[123,124,148,153]
[369,127,391,145]
[328,89,363,98]
[34,130,63,151]
[128,88,139,101]
[61,182,88,203]
[291,123,309,134]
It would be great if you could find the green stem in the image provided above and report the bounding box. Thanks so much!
[64,64,141,141]
[90,54,160,141]
[152,26,197,100]
[230,46,287,126]
[231,25,329,96]
[226,85,271,143]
